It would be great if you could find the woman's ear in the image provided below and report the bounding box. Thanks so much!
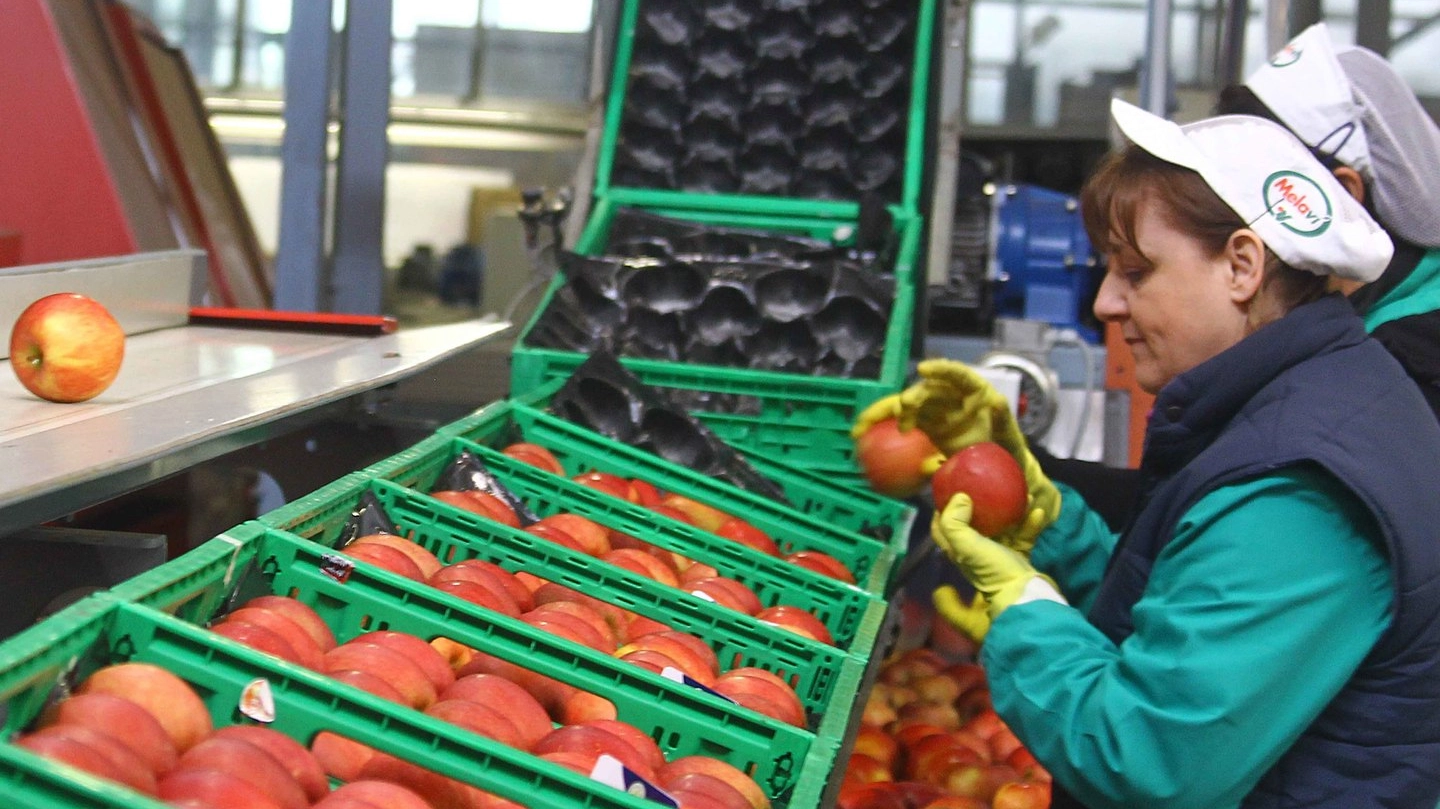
[1333,166,1366,205]
[1226,228,1266,303]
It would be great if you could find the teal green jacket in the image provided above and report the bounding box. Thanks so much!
[981,477,1392,809]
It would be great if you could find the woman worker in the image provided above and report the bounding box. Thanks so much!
[1221,22,1440,419]
[859,99,1440,807]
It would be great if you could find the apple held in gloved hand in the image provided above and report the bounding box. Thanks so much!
[931,443,1028,537]
[9,292,125,403]
[855,417,942,498]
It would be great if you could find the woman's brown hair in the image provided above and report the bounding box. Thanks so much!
[1081,143,1328,319]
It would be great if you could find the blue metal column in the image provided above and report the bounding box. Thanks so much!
[273,0,332,311]
[330,2,393,315]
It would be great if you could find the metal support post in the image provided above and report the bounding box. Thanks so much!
[925,0,970,288]
[273,0,332,311]
[1139,0,1174,116]
[331,2,393,315]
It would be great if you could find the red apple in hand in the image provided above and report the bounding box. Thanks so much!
[9,292,125,403]
[856,418,940,498]
[931,442,1028,536]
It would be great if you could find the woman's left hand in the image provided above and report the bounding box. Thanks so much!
[932,493,1067,621]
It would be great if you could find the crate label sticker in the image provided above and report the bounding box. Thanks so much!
[239,678,276,723]
[589,753,677,806]
[320,553,355,583]
[661,666,736,703]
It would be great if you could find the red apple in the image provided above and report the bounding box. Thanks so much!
[658,756,771,809]
[571,471,636,502]
[174,736,309,809]
[601,548,681,588]
[430,489,521,528]
[501,442,566,475]
[157,768,286,809]
[521,609,613,653]
[311,672,403,781]
[439,673,553,751]
[356,752,489,809]
[523,522,588,555]
[220,607,325,669]
[714,519,780,556]
[240,596,337,652]
[930,443,1028,536]
[992,780,1051,809]
[9,292,125,403]
[783,550,857,585]
[851,724,900,770]
[687,576,763,615]
[628,478,663,506]
[529,600,622,650]
[343,542,426,581]
[317,780,434,809]
[531,513,611,555]
[435,560,534,612]
[210,619,304,667]
[532,582,629,641]
[76,662,213,752]
[837,782,910,809]
[429,575,524,617]
[211,725,329,803]
[554,689,619,725]
[532,724,655,780]
[349,534,443,579]
[843,752,894,786]
[573,719,665,775]
[616,630,719,680]
[15,725,158,795]
[431,636,477,674]
[711,668,807,728]
[755,605,835,645]
[664,772,754,809]
[659,495,733,533]
[38,692,178,774]
[425,699,525,749]
[623,614,674,642]
[323,642,439,709]
[855,418,941,498]
[351,630,457,694]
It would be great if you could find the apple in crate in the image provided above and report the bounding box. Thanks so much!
[75,662,213,752]
[9,292,125,403]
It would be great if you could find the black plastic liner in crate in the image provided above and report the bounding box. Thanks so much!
[526,211,898,379]
[546,352,791,504]
[615,0,922,201]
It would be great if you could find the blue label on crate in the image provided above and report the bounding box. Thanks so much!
[590,754,677,806]
[661,665,736,703]
[319,553,355,583]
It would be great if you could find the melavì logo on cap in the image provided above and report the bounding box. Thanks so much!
[1270,42,1303,67]
[1263,171,1332,236]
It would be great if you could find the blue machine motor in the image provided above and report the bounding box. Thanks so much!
[989,183,1100,341]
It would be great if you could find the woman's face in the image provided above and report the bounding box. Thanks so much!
[1092,202,1252,394]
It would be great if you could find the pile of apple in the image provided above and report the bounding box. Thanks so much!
[498,441,861,588]
[8,595,778,808]
[318,535,813,731]
[834,608,1051,809]
[404,441,850,654]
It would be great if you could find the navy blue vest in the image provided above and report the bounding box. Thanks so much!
[1060,295,1440,808]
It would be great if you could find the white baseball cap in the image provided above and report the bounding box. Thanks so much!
[1245,22,1440,248]
[1110,98,1392,282]
[1245,24,1371,178]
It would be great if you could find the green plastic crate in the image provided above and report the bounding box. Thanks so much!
[509,378,915,552]
[435,399,910,595]
[510,197,920,481]
[300,434,885,653]
[594,0,938,213]
[0,589,677,809]
[103,525,842,807]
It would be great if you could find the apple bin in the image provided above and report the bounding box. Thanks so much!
[276,433,885,656]
[434,397,914,596]
[0,523,830,807]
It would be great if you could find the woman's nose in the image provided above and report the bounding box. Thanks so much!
[1093,271,1126,323]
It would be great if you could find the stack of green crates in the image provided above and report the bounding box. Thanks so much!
[509,0,937,484]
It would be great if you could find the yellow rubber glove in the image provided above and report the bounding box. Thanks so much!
[932,494,1065,621]
[909,359,1062,553]
[933,585,992,642]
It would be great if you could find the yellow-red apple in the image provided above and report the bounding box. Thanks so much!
[9,292,124,403]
